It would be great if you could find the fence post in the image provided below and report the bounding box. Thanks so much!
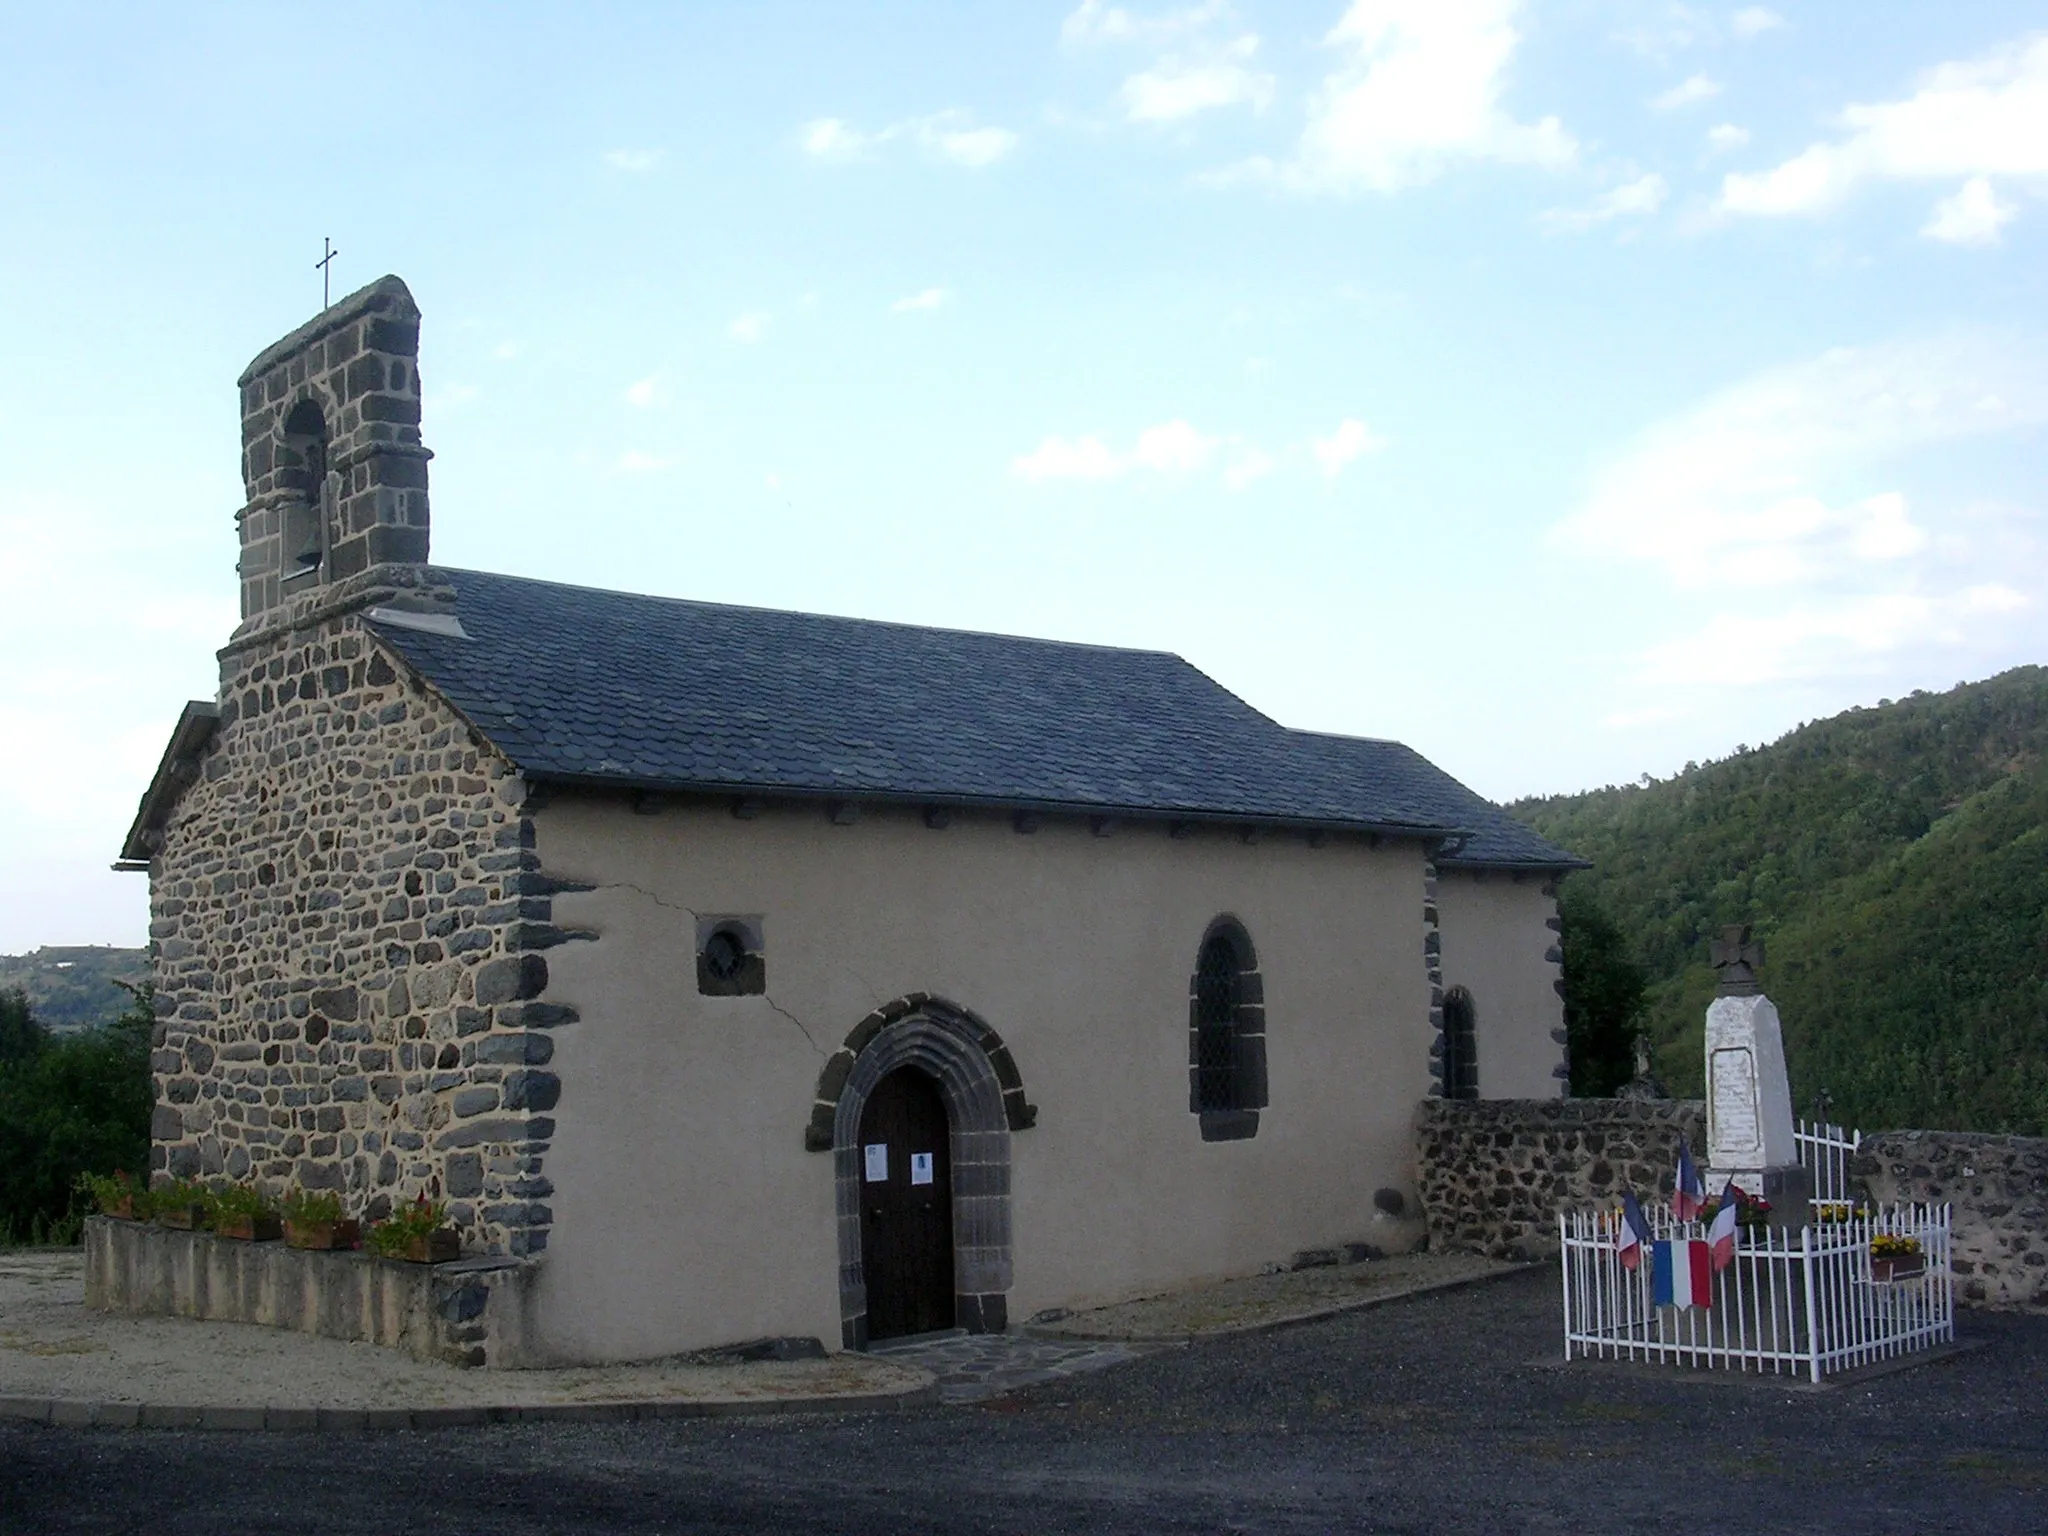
[1800,1222,1821,1384]
[1559,1211,1573,1362]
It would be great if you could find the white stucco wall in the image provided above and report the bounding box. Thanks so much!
[1432,869,1567,1100]
[527,796,1465,1362]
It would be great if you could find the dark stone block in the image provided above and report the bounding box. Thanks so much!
[445,1152,485,1197]
[451,1086,500,1118]
[501,1071,560,1112]
[475,1032,553,1066]
[1198,1108,1259,1143]
[474,953,548,1006]
[152,1105,184,1140]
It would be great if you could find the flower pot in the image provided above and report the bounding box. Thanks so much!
[283,1218,361,1252]
[100,1196,138,1221]
[1871,1254,1926,1283]
[215,1213,283,1242]
[154,1204,209,1231]
[387,1228,460,1264]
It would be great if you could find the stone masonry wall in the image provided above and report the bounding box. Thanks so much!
[1853,1130,2048,1311]
[147,570,578,1257]
[1415,1098,1705,1261]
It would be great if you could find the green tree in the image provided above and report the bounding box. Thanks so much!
[1559,883,1647,1097]
[0,988,45,1066]
[0,984,154,1245]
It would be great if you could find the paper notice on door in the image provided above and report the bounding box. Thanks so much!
[864,1143,888,1183]
[910,1152,935,1186]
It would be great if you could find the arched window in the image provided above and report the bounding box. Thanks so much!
[279,398,330,586]
[1440,985,1478,1100]
[1188,917,1266,1141]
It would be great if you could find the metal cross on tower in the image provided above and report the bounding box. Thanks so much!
[315,238,341,309]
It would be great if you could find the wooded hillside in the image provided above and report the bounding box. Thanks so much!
[1516,666,2048,1136]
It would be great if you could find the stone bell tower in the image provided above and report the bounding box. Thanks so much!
[233,275,433,620]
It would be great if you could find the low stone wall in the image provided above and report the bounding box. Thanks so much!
[83,1217,539,1367]
[1853,1131,2048,1311]
[1415,1098,1704,1261]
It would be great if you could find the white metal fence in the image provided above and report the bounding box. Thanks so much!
[1558,1204,1953,1382]
[1794,1118,1862,1204]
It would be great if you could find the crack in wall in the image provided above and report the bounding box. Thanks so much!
[579,879,826,1057]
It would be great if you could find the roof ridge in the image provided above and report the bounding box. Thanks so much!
[431,565,1214,667]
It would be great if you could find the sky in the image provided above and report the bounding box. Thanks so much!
[0,1,2043,954]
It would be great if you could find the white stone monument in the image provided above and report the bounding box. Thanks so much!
[1703,925,1810,1225]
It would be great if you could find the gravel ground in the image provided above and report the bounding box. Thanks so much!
[0,1250,924,1410]
[1031,1251,1515,1339]
[5,1266,2042,1535]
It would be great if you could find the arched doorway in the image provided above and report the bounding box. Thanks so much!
[1441,985,1479,1099]
[812,995,1031,1349]
[856,1066,955,1340]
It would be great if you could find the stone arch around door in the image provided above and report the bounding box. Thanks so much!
[805,994,1036,1349]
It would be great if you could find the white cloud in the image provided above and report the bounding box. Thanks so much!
[1223,444,1275,490]
[616,450,672,473]
[891,287,952,313]
[1730,7,1785,41]
[625,374,664,408]
[1246,0,1575,195]
[1013,434,1127,482]
[1651,74,1721,111]
[1131,419,1219,472]
[728,312,769,343]
[1922,175,2018,246]
[1719,35,2048,224]
[603,148,662,172]
[1122,36,1275,121]
[804,111,1018,168]
[1541,172,1669,233]
[1706,122,1751,154]
[1062,1,1230,48]
[1311,418,1388,479]
[1551,333,2048,591]
[918,113,1020,167]
[802,118,871,161]
[1013,421,1218,480]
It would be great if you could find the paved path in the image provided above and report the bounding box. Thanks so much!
[6,1267,2044,1535]
[871,1329,1168,1402]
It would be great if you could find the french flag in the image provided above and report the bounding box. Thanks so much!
[1672,1138,1706,1222]
[1616,1191,1652,1271]
[1653,1240,1714,1308]
[1707,1179,1742,1271]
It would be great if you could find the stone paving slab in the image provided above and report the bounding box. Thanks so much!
[871,1329,1171,1403]
[0,1249,932,1427]
[1027,1250,1523,1341]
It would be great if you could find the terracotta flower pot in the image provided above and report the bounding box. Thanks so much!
[388,1228,460,1264]
[283,1218,361,1251]
[1871,1254,1926,1283]
[154,1203,209,1231]
[101,1195,138,1221]
[215,1213,283,1242]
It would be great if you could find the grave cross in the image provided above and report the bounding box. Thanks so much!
[315,238,341,309]
[1709,923,1764,997]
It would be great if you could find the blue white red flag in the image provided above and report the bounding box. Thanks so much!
[1707,1179,1741,1271]
[1616,1191,1652,1271]
[1672,1139,1706,1222]
[1653,1240,1714,1307]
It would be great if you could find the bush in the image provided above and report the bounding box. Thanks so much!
[0,984,153,1246]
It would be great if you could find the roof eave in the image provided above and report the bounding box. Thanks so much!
[518,768,1467,843]
[118,702,222,865]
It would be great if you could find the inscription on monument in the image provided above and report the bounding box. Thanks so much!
[1711,1048,1760,1156]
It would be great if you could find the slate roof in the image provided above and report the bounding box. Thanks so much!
[1284,732,1586,870]
[359,566,1581,863]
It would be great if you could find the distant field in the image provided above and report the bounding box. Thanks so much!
[0,946,150,1032]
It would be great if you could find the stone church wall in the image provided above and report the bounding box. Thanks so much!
[147,579,569,1258]
[1414,1097,1705,1260]
[1432,870,1570,1099]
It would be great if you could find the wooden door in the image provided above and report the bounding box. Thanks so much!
[857,1067,955,1341]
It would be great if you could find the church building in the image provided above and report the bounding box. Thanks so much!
[122,277,1582,1361]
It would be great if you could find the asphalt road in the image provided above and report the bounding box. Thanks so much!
[5,1268,2043,1535]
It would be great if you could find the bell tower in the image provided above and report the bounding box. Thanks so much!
[233,275,432,619]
